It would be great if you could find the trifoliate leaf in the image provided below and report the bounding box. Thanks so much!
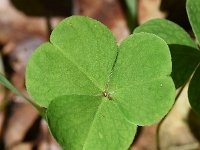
[26,16,175,150]
[187,0,200,44]
[134,19,200,88]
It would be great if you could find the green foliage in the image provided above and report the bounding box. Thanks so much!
[187,0,200,116]
[134,0,200,116]
[26,16,118,107]
[124,0,138,30]
[125,0,137,19]
[134,19,200,88]
[188,66,200,115]
[134,19,196,47]
[187,0,200,44]
[47,95,137,150]
[108,33,175,125]
[26,16,175,149]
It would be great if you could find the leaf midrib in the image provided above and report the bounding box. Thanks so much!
[82,98,105,150]
[51,42,102,91]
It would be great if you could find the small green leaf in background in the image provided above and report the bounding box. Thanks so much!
[188,65,200,116]
[187,0,200,116]
[124,0,138,31]
[134,19,200,88]
[26,16,175,149]
[187,0,200,44]
[134,0,200,116]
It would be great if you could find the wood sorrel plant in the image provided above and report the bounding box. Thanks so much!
[134,0,200,116]
[0,16,175,149]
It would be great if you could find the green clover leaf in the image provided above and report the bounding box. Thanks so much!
[134,19,200,89]
[134,0,200,116]
[187,0,200,116]
[47,95,137,150]
[187,0,200,44]
[26,16,175,149]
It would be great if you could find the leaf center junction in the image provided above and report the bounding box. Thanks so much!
[102,91,112,100]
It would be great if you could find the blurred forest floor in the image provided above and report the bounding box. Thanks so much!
[0,0,200,150]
